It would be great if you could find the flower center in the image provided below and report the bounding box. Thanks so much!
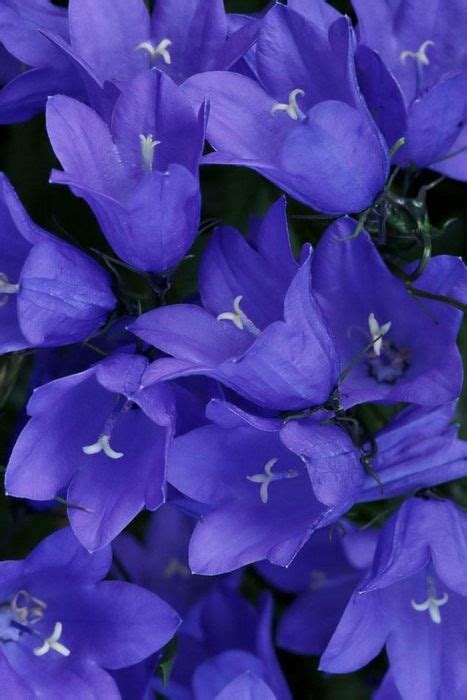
[271,89,306,121]
[0,272,19,307]
[216,295,261,336]
[0,590,70,657]
[163,558,191,579]
[309,570,328,590]
[82,395,132,460]
[136,38,172,65]
[366,312,409,383]
[247,457,299,504]
[139,134,160,173]
[411,576,449,624]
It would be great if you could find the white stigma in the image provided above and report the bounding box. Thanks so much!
[247,458,299,504]
[139,134,160,173]
[411,576,449,624]
[136,38,172,65]
[271,89,305,120]
[33,622,71,657]
[82,434,124,459]
[400,40,434,66]
[0,272,19,307]
[368,312,391,356]
[217,295,261,335]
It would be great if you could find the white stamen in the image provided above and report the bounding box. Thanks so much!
[271,89,305,120]
[217,295,261,335]
[368,312,391,356]
[33,622,71,657]
[136,38,172,65]
[139,134,160,173]
[82,434,124,459]
[11,590,46,625]
[247,458,299,504]
[400,40,434,66]
[411,576,449,624]
[0,272,19,306]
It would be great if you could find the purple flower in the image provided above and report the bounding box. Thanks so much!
[46,68,204,275]
[352,0,467,176]
[167,399,361,575]
[288,0,341,29]
[113,502,239,617]
[311,217,467,406]
[320,497,467,699]
[360,402,467,501]
[131,198,340,411]
[41,0,259,120]
[153,589,291,700]
[5,353,175,551]
[258,525,377,655]
[148,0,259,84]
[181,6,389,214]
[112,502,241,698]
[0,527,180,697]
[0,173,116,354]
[0,0,83,123]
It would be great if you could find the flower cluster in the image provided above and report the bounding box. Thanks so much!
[0,0,466,698]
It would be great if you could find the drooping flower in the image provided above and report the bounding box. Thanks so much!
[0,527,180,698]
[46,68,204,275]
[0,173,116,355]
[181,5,389,214]
[320,497,467,699]
[131,197,340,411]
[5,353,176,551]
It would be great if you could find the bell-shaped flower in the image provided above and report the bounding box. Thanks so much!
[352,0,467,177]
[112,502,241,697]
[0,173,116,355]
[359,402,467,501]
[131,197,340,411]
[40,0,259,121]
[5,353,176,551]
[287,0,341,29]
[258,525,377,656]
[0,0,85,123]
[167,399,362,575]
[113,502,239,618]
[46,68,205,275]
[321,497,467,699]
[181,6,389,215]
[0,527,180,698]
[150,587,291,700]
[311,217,467,407]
